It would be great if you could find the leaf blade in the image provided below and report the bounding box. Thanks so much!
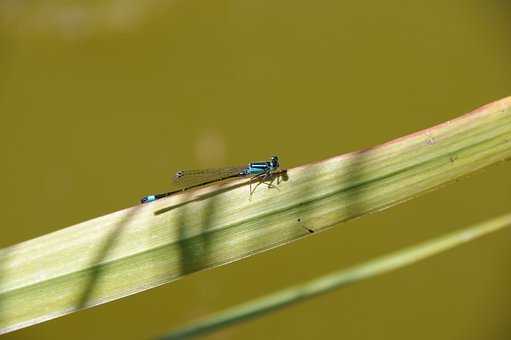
[0,97,510,333]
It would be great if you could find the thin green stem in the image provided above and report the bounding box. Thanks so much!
[161,213,511,339]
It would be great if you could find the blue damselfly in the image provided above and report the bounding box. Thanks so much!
[141,156,281,203]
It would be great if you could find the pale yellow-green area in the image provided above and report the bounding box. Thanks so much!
[0,97,510,334]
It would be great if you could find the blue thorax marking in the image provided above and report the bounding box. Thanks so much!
[243,161,278,175]
[245,161,274,175]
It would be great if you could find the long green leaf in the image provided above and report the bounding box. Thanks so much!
[160,213,511,339]
[0,97,510,334]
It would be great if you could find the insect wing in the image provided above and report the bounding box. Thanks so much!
[170,166,247,191]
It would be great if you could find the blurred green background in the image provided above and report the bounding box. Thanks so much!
[1,0,511,339]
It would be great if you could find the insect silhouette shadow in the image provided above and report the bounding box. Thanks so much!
[154,170,288,216]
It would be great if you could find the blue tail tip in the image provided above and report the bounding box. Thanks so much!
[141,195,156,204]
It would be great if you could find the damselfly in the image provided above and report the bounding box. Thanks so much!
[141,156,281,203]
